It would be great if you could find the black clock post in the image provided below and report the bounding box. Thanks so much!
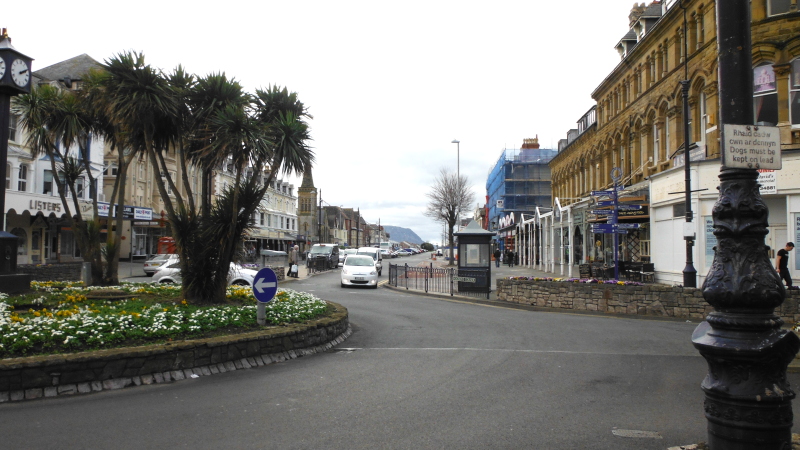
[0,30,33,294]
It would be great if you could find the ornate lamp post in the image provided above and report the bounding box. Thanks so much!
[692,3,799,448]
[451,139,460,180]
[0,30,33,294]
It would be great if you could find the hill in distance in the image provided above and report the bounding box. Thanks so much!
[383,226,423,245]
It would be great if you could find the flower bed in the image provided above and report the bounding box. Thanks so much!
[0,281,329,358]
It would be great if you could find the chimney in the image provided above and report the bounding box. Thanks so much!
[628,2,647,28]
[521,135,540,149]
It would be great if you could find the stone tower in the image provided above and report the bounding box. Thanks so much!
[297,169,318,248]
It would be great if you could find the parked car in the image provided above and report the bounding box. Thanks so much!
[308,243,340,270]
[340,255,379,289]
[356,247,383,276]
[152,262,259,286]
[143,253,179,276]
[339,248,358,267]
[396,250,412,257]
[379,249,392,259]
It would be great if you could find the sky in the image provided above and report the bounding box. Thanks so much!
[10,0,639,245]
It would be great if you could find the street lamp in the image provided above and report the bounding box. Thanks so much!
[451,139,460,180]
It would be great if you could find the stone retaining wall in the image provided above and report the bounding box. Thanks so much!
[17,263,82,282]
[0,301,348,402]
[496,279,800,323]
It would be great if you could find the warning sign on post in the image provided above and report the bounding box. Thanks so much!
[722,124,781,169]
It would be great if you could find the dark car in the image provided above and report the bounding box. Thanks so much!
[308,244,340,270]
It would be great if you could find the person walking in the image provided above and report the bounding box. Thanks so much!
[776,242,795,288]
[494,247,501,268]
[287,245,300,278]
[507,249,515,268]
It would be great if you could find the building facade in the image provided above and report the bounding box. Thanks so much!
[486,138,556,255]
[544,0,800,283]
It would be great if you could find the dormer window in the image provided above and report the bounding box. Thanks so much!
[768,0,791,16]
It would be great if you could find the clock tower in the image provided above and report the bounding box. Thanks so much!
[0,29,33,293]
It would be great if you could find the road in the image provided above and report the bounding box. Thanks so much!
[2,253,798,449]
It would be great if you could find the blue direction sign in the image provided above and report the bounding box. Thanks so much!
[253,268,279,303]
[616,223,641,229]
[590,209,612,215]
[591,190,615,197]
[617,204,643,211]
[596,200,616,207]
[591,224,616,232]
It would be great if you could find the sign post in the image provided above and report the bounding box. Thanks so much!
[252,268,279,326]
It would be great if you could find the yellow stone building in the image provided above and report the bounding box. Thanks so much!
[537,0,800,283]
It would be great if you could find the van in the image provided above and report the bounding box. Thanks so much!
[356,247,383,276]
[309,244,340,270]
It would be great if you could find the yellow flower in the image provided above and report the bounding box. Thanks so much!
[181,300,188,305]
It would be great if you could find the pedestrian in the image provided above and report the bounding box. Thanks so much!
[507,249,515,268]
[776,242,795,288]
[494,247,501,268]
[288,245,300,278]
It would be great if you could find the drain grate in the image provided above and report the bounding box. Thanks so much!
[612,429,663,439]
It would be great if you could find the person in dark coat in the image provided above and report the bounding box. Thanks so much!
[494,248,501,268]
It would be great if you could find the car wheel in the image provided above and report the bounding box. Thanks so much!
[232,280,249,286]
[378,270,382,276]
[159,279,174,284]
[372,284,378,289]
[341,282,346,288]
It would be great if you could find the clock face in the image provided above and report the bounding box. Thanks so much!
[0,58,6,79]
[11,58,29,87]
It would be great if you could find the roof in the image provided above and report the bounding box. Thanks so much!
[33,54,102,82]
[454,220,496,236]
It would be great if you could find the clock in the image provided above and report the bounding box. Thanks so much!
[10,58,29,87]
[0,58,5,79]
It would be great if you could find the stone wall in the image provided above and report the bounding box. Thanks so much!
[496,279,800,323]
[0,301,348,402]
[17,263,82,282]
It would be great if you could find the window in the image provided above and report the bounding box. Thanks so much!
[754,64,778,126]
[75,176,85,199]
[260,213,266,225]
[8,114,18,142]
[768,0,791,16]
[17,165,27,192]
[103,164,118,176]
[5,163,9,189]
[791,59,800,126]
[43,170,54,195]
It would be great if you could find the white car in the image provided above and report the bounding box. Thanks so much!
[396,250,412,257]
[152,262,259,286]
[338,248,359,267]
[340,255,379,289]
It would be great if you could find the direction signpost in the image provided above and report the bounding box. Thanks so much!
[253,268,279,325]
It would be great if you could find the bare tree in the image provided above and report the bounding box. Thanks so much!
[424,168,475,265]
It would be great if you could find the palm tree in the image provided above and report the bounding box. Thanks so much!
[12,85,107,284]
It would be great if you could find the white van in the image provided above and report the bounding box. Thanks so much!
[356,247,383,276]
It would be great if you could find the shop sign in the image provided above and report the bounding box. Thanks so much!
[28,199,62,213]
[97,202,153,220]
[673,145,707,168]
[618,206,648,217]
[757,170,777,195]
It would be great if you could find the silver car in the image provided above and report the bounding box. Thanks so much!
[143,253,179,276]
[340,255,379,289]
[152,262,259,286]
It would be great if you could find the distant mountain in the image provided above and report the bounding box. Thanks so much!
[383,226,423,245]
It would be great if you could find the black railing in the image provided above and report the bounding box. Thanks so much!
[388,263,490,299]
[307,256,331,273]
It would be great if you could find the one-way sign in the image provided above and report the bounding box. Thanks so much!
[253,268,278,303]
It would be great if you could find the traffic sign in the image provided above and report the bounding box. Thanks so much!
[590,209,612,215]
[253,268,279,303]
[596,200,615,207]
[591,190,618,197]
[616,223,641,229]
[617,204,643,211]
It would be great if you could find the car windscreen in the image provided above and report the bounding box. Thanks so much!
[310,247,332,254]
[150,254,173,261]
[345,256,373,266]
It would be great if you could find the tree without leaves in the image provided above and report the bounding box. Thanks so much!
[424,168,475,266]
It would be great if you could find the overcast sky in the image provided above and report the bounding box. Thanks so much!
[12,0,639,245]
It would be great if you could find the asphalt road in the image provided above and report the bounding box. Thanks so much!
[2,254,799,449]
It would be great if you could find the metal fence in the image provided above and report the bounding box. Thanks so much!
[307,256,332,273]
[388,263,491,299]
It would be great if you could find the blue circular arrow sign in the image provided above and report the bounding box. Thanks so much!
[252,268,279,303]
